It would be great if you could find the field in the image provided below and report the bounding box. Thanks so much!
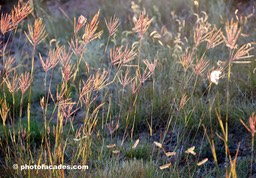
[0,0,256,177]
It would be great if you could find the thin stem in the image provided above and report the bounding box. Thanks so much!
[19,94,24,126]
[250,135,254,178]
[105,35,110,54]
[137,37,143,76]
[27,45,36,145]
[12,92,15,124]
[225,49,232,176]
[43,71,48,132]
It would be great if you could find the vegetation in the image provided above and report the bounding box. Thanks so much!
[0,1,255,177]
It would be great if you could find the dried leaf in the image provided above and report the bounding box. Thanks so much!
[112,150,120,154]
[132,139,140,149]
[185,146,196,155]
[107,144,116,149]
[165,152,176,157]
[154,141,162,148]
[159,163,171,170]
[197,158,208,166]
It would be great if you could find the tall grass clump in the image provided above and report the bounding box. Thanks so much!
[0,2,157,177]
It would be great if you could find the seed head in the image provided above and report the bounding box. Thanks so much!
[82,10,103,44]
[194,56,209,76]
[74,15,87,35]
[25,18,48,47]
[105,15,120,37]
[132,11,153,38]
[18,72,31,95]
[249,113,256,137]
[222,18,241,49]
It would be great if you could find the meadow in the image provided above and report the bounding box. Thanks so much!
[0,0,256,177]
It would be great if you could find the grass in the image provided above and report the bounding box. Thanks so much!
[0,1,256,177]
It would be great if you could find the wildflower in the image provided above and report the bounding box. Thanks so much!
[210,70,222,85]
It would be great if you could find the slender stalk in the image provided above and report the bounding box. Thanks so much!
[250,135,254,178]
[27,45,36,146]
[12,92,15,123]
[19,94,24,126]
[43,71,48,132]
[225,49,232,177]
[137,37,143,76]
[105,35,111,54]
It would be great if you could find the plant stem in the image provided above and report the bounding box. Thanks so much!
[225,49,232,176]
[27,45,36,145]
[19,94,24,126]
[250,135,254,178]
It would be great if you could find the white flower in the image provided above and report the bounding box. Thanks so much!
[210,70,222,85]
